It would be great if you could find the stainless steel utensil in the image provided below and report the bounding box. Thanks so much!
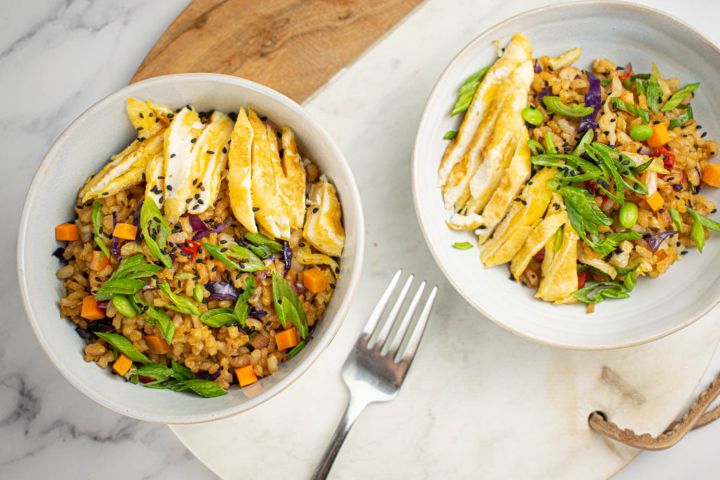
[311,270,438,479]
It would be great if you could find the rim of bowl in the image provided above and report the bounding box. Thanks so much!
[17,73,366,423]
[411,0,720,350]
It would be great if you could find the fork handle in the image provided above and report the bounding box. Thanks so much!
[311,395,369,480]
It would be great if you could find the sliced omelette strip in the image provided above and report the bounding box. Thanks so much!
[144,152,164,207]
[163,106,204,223]
[510,210,569,279]
[248,109,291,240]
[228,107,257,232]
[126,97,168,135]
[479,168,555,267]
[438,32,532,188]
[536,223,579,303]
[266,123,294,224]
[187,111,234,214]
[281,127,307,229]
[474,127,532,241]
[79,132,164,204]
[466,59,534,210]
[303,176,345,257]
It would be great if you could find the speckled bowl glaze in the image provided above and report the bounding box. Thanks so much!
[18,74,365,423]
[413,1,720,349]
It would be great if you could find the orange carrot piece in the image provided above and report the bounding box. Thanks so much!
[275,327,299,351]
[112,354,133,376]
[647,123,669,148]
[113,222,137,240]
[702,164,720,188]
[302,267,328,293]
[235,365,258,387]
[81,295,105,320]
[145,334,170,355]
[646,192,664,211]
[55,223,79,241]
[90,250,110,271]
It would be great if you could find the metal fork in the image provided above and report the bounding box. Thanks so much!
[311,270,438,479]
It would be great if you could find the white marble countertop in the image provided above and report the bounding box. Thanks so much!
[3,0,720,479]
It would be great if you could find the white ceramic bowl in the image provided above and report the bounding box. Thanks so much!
[17,74,365,423]
[413,2,720,349]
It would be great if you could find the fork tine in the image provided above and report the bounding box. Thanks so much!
[382,281,425,355]
[394,285,438,364]
[361,269,402,337]
[369,274,414,348]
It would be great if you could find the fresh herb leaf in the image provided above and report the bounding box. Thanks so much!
[158,282,200,316]
[136,364,175,381]
[95,278,147,301]
[272,272,308,339]
[199,307,237,328]
[132,294,175,345]
[452,241,473,250]
[611,97,650,123]
[573,281,631,304]
[661,82,699,112]
[181,379,227,398]
[560,185,612,247]
[203,243,265,272]
[171,361,194,381]
[140,198,172,268]
[94,332,150,363]
[451,66,490,116]
[591,231,643,255]
[91,202,111,259]
[668,104,693,130]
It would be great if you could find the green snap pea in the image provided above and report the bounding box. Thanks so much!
[112,295,138,318]
[192,283,204,303]
[618,202,639,228]
[522,107,543,126]
[629,124,653,142]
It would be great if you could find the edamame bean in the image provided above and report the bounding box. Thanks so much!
[522,107,544,126]
[629,124,653,142]
[618,202,639,228]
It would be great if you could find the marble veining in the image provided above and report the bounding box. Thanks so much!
[3,0,720,479]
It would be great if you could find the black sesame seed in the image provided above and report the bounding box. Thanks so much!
[139,112,144,118]
[190,138,197,144]
[167,185,173,191]
[252,207,260,212]
[170,153,176,158]
[222,147,227,154]
[206,150,215,155]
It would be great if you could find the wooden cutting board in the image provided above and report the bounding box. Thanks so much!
[132,0,423,102]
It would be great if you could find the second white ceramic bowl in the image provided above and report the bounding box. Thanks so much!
[18,74,365,423]
[413,1,720,349]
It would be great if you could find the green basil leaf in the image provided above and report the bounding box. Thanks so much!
[158,282,200,316]
[181,379,227,398]
[272,272,308,339]
[94,332,150,363]
[661,82,699,112]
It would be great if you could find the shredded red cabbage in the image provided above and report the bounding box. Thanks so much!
[578,71,601,133]
[248,306,268,318]
[206,282,238,301]
[111,212,122,259]
[282,241,292,273]
[644,231,677,252]
[190,215,232,241]
[537,86,552,102]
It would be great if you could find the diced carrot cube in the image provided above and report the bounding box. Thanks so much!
[275,327,299,351]
[302,267,328,293]
[235,365,258,387]
[55,223,79,241]
[145,334,170,355]
[90,250,110,271]
[702,164,720,188]
[81,295,105,320]
[647,123,669,148]
[113,354,133,376]
[646,192,664,211]
[113,222,137,240]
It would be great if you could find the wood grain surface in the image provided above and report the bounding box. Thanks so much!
[132,0,423,102]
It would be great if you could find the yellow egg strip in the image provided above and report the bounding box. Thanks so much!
[510,211,568,279]
[536,223,579,303]
[303,178,345,257]
[281,127,307,229]
[227,107,257,233]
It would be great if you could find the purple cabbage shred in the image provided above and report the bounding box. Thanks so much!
[111,212,122,260]
[52,247,68,264]
[644,231,677,252]
[537,86,552,102]
[533,59,542,73]
[191,216,232,241]
[206,282,239,301]
[248,306,268,318]
[282,241,292,274]
[578,71,601,134]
